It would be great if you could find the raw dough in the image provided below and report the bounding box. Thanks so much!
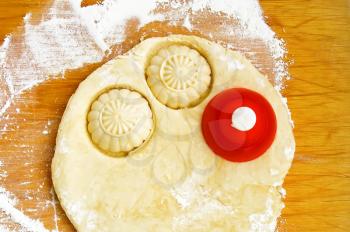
[52,35,295,232]
[147,45,211,109]
[87,88,153,156]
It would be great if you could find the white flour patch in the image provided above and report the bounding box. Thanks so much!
[182,15,192,31]
[24,13,104,76]
[0,36,13,117]
[69,0,163,51]
[0,36,11,62]
[42,120,53,135]
[284,143,296,161]
[171,172,235,229]
[219,55,245,72]
[249,198,277,232]
[50,188,60,232]
[0,187,52,232]
[0,0,293,231]
[170,172,206,209]
[0,225,10,232]
[0,159,8,182]
[279,187,287,198]
[60,193,98,231]
[173,198,234,229]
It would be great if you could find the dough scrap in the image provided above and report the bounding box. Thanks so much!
[52,35,295,232]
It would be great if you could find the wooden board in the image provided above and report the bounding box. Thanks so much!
[0,0,349,231]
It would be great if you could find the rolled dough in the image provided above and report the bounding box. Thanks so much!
[52,35,295,232]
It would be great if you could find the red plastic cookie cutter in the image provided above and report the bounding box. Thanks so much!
[201,88,277,162]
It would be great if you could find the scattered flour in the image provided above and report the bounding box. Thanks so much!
[61,194,98,231]
[170,172,207,209]
[42,120,53,135]
[219,55,245,72]
[170,172,235,229]
[0,36,13,117]
[0,225,10,232]
[50,189,59,232]
[0,36,11,62]
[0,187,51,232]
[182,15,192,31]
[0,0,292,231]
[249,198,276,232]
[284,144,296,161]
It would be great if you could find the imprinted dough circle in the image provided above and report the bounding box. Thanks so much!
[52,35,295,232]
[147,45,211,109]
[87,88,153,155]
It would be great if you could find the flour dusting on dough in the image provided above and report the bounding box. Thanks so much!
[171,172,235,229]
[249,198,276,232]
[0,0,292,230]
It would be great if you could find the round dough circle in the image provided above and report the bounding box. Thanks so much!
[147,45,211,109]
[87,88,153,155]
[52,35,295,232]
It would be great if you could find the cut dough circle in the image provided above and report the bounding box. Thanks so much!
[147,45,211,109]
[87,88,153,155]
[52,35,295,232]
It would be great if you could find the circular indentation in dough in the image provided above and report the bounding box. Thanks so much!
[189,140,217,174]
[147,45,211,109]
[231,107,256,131]
[87,88,153,155]
[152,148,187,187]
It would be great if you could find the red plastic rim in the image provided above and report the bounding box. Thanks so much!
[201,88,277,162]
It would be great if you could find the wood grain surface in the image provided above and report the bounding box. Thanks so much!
[0,0,349,231]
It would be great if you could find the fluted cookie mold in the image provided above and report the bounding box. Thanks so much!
[147,45,212,109]
[87,88,153,156]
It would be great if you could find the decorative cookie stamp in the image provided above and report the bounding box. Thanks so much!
[87,88,153,155]
[201,88,277,162]
[147,45,211,109]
